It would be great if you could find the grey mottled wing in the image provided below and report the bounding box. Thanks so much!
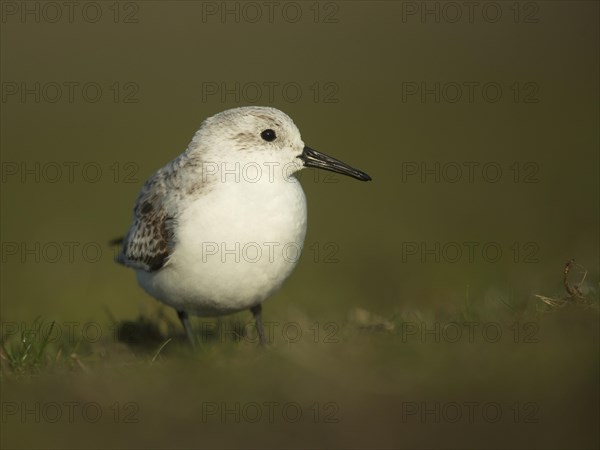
[116,177,176,272]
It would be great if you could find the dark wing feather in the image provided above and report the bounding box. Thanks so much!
[116,177,176,272]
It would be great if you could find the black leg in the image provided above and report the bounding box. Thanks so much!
[250,304,266,347]
[177,310,195,346]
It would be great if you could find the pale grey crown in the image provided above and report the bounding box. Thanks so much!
[187,106,305,158]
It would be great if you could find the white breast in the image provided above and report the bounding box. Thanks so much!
[137,177,307,316]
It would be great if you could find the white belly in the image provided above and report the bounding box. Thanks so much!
[136,178,307,316]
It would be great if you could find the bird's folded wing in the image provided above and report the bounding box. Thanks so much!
[116,179,176,272]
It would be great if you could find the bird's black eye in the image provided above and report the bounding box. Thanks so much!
[260,129,276,142]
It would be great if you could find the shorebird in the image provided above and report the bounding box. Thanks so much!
[113,106,371,346]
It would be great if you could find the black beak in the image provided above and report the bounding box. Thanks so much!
[298,146,372,181]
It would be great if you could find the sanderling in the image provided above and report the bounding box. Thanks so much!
[113,106,371,346]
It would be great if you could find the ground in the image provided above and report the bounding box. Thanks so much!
[2,289,598,450]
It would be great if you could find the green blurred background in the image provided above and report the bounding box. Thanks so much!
[1,1,598,449]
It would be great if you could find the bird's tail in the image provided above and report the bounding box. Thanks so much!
[109,236,127,266]
[108,236,124,246]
